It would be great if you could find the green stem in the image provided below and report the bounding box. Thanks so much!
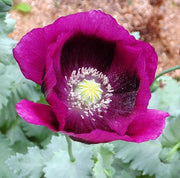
[166,142,180,161]
[155,65,180,81]
[150,65,180,92]
[65,135,75,162]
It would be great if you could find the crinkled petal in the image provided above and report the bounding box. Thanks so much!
[125,109,169,142]
[16,99,60,131]
[46,91,68,130]
[63,109,116,134]
[135,40,158,85]
[51,10,131,42]
[133,42,157,110]
[13,10,133,85]
[44,32,73,102]
[63,110,94,134]
[109,37,157,86]
[106,115,134,136]
[13,28,47,85]
[14,10,166,145]
[62,129,128,144]
[59,33,116,77]
[108,38,157,111]
[41,43,57,96]
[133,54,151,111]
[62,109,168,144]
[108,72,140,115]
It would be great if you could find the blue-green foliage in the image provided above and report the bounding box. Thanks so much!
[7,135,94,178]
[0,0,13,13]
[0,5,55,177]
[1,5,180,178]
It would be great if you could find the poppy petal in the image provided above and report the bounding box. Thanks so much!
[125,109,169,142]
[13,28,47,85]
[16,99,59,131]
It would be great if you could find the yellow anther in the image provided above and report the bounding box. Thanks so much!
[75,79,103,105]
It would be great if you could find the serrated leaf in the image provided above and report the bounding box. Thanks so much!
[160,115,180,147]
[0,64,41,130]
[6,146,45,178]
[43,135,93,178]
[149,77,180,117]
[0,65,41,152]
[21,121,55,148]
[114,140,180,178]
[6,119,34,153]
[5,13,16,32]
[113,159,143,178]
[0,13,16,36]
[6,134,93,178]
[93,153,106,178]
[0,133,17,178]
[92,143,115,178]
[0,37,16,64]
[0,64,17,109]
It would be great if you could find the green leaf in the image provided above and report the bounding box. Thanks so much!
[92,143,115,178]
[149,77,180,117]
[0,64,17,110]
[14,3,31,13]
[150,80,160,93]
[6,146,45,178]
[0,38,16,65]
[6,119,34,153]
[0,13,16,36]
[21,121,55,148]
[7,134,93,178]
[0,133,17,178]
[113,159,144,178]
[0,0,13,12]
[43,134,93,178]
[0,65,42,152]
[114,140,180,178]
[0,64,41,130]
[160,115,180,147]
[0,14,16,65]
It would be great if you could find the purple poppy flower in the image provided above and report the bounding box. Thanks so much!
[14,10,168,144]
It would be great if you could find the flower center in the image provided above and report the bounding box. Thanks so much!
[75,79,103,105]
[66,67,114,119]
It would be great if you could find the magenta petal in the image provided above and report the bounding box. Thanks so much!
[60,34,116,77]
[136,41,158,85]
[16,99,59,131]
[45,89,68,130]
[62,109,168,144]
[52,10,131,42]
[125,109,169,142]
[13,28,47,85]
[13,10,167,144]
[62,129,127,144]
[106,116,134,136]
[44,33,73,101]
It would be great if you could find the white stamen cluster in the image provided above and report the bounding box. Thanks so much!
[66,67,114,119]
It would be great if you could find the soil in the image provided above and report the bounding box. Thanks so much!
[10,0,180,78]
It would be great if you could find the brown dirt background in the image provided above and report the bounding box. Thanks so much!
[10,0,180,78]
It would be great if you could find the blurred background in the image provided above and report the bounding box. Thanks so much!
[10,0,180,78]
